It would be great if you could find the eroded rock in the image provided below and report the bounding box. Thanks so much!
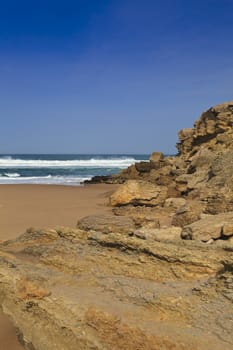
[0,227,233,350]
[134,226,182,242]
[110,180,168,207]
[77,214,135,234]
[181,211,233,241]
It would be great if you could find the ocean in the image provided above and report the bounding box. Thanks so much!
[0,154,149,185]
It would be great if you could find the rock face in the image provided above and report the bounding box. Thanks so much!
[181,212,233,242]
[110,180,168,207]
[102,100,233,221]
[172,200,204,227]
[0,227,233,350]
[177,101,233,156]
[77,214,135,234]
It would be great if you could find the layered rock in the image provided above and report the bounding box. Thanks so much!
[177,101,233,157]
[100,100,233,222]
[181,212,233,242]
[77,214,135,234]
[110,180,168,207]
[0,227,233,350]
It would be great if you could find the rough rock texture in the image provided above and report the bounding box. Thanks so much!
[110,180,168,207]
[95,100,233,224]
[77,214,135,234]
[87,101,233,217]
[176,101,233,156]
[112,205,172,228]
[149,151,164,163]
[181,212,233,242]
[133,226,182,242]
[172,200,204,227]
[175,101,233,214]
[0,227,233,350]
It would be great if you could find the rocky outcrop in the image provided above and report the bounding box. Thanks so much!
[77,214,135,234]
[112,205,170,228]
[177,101,233,157]
[2,100,233,349]
[172,200,204,227]
[110,180,168,207]
[0,227,233,350]
[181,212,233,242]
[133,226,182,242]
[103,100,233,219]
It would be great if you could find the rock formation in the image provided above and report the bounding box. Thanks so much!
[0,226,233,350]
[1,101,233,349]
[87,100,233,232]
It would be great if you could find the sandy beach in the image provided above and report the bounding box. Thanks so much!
[0,183,117,350]
[0,184,117,240]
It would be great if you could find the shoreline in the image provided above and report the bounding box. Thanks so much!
[0,183,118,349]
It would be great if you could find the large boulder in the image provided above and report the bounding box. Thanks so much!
[181,211,233,242]
[110,180,168,207]
[149,152,164,163]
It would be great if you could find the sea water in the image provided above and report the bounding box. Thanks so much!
[0,154,149,185]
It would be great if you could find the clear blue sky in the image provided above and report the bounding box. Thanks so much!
[1,0,233,154]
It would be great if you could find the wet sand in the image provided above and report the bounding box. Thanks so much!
[0,183,117,349]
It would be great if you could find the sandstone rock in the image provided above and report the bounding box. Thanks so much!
[134,226,182,242]
[110,180,168,207]
[181,212,233,242]
[112,205,161,228]
[164,197,187,209]
[0,225,233,350]
[149,152,164,163]
[3,100,233,350]
[77,214,135,234]
[135,161,151,173]
[172,201,204,227]
[86,100,233,222]
[175,176,188,193]
[16,277,50,300]
[222,222,233,237]
[177,101,233,157]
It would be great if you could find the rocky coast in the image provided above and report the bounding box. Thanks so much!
[1,101,233,349]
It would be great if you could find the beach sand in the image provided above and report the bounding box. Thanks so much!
[0,184,117,240]
[0,183,117,350]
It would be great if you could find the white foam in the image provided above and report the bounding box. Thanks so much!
[0,175,91,185]
[0,157,142,168]
[4,172,21,177]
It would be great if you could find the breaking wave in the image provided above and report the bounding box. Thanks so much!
[0,175,91,185]
[0,154,148,185]
[0,157,139,169]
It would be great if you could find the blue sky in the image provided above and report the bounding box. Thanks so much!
[1,0,233,154]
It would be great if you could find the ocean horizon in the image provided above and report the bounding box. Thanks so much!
[0,154,149,185]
